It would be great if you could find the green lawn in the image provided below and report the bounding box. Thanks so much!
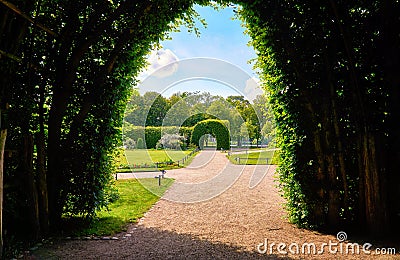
[62,178,174,236]
[125,149,192,165]
[227,150,279,165]
[117,149,197,172]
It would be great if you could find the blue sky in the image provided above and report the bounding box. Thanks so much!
[138,4,262,101]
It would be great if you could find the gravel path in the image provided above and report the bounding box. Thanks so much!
[33,151,398,259]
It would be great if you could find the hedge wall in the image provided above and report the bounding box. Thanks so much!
[123,125,194,149]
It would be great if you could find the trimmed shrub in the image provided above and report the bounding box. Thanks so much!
[144,126,161,149]
[191,119,230,150]
[179,126,194,146]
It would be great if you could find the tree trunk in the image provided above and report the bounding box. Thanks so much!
[35,132,49,235]
[309,110,327,226]
[0,129,7,258]
[326,154,340,228]
[22,134,40,239]
[357,135,366,228]
[47,87,71,228]
[328,81,349,216]
[362,133,388,236]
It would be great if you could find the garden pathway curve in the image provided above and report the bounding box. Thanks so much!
[33,150,392,259]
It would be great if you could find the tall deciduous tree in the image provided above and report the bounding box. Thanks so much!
[206,98,232,121]
[145,92,170,127]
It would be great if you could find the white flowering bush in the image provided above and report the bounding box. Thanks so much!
[156,134,186,150]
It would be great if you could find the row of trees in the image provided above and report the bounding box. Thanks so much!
[0,0,208,254]
[124,91,275,146]
[238,0,400,236]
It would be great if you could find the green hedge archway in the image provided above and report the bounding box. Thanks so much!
[191,119,230,150]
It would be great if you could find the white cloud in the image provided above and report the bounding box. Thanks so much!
[143,49,179,79]
[244,77,263,102]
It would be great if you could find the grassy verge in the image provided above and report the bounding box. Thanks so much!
[61,178,174,236]
[227,150,280,165]
[117,149,198,172]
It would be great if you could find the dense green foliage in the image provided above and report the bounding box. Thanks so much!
[179,126,194,147]
[0,0,206,244]
[143,127,162,149]
[237,0,400,235]
[191,119,230,150]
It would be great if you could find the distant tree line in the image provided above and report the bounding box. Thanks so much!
[124,91,274,147]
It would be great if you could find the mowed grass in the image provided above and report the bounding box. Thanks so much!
[125,149,192,165]
[228,150,280,165]
[62,178,174,236]
[116,149,198,172]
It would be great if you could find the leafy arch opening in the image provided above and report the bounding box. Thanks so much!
[191,119,230,150]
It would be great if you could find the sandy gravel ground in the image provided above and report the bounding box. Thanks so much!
[33,150,399,259]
